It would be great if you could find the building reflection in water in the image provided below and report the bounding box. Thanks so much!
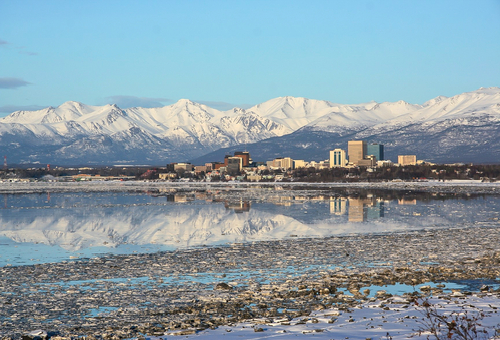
[330,196,384,222]
[153,191,388,220]
[150,191,251,213]
[224,200,251,213]
[348,197,367,222]
[348,196,384,222]
[329,198,347,216]
[398,198,417,205]
[162,194,196,203]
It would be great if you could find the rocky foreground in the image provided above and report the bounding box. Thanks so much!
[1,226,500,339]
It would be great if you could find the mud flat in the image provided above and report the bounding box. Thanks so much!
[1,226,500,339]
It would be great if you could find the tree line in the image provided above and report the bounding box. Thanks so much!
[3,164,500,182]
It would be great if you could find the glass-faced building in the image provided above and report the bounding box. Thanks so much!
[367,143,384,161]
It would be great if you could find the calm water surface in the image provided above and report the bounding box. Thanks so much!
[1,189,498,266]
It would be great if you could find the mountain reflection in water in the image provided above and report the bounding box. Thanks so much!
[0,189,498,266]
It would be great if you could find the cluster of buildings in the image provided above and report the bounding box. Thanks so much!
[162,151,254,179]
[330,141,417,167]
[159,140,420,181]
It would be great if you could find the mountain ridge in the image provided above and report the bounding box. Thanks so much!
[1,87,500,165]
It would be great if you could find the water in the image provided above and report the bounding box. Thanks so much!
[2,185,499,337]
[356,279,500,298]
[0,188,499,267]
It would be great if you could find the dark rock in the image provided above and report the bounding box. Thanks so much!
[215,282,233,290]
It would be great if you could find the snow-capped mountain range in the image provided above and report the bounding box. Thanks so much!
[1,87,499,165]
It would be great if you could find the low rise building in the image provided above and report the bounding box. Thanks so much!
[398,155,417,166]
[317,160,330,169]
[174,163,193,172]
[159,173,177,180]
[306,160,329,170]
[294,160,306,168]
[213,162,224,170]
[194,165,207,174]
[247,174,262,182]
[357,155,377,167]
[269,157,294,170]
[377,160,393,167]
[256,164,268,172]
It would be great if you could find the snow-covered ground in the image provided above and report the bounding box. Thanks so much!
[143,294,500,339]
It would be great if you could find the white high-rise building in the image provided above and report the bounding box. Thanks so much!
[330,149,347,167]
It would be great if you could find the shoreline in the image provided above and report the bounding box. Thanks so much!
[1,225,500,339]
[0,179,499,195]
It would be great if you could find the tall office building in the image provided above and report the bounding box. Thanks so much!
[367,143,384,161]
[330,149,347,167]
[227,157,242,174]
[234,151,250,167]
[348,140,367,165]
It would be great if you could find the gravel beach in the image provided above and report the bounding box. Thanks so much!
[1,225,500,339]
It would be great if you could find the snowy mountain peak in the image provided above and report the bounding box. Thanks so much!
[423,95,448,107]
[1,87,499,164]
[282,95,309,104]
[448,87,500,103]
[59,100,84,108]
[173,98,209,109]
[175,98,194,105]
[474,86,500,94]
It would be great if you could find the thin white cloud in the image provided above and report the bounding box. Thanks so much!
[0,77,31,89]
[102,95,172,108]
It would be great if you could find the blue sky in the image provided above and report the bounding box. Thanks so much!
[1,0,499,115]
